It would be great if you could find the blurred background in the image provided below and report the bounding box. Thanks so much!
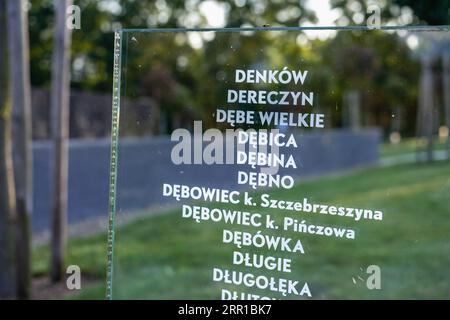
[0,0,449,300]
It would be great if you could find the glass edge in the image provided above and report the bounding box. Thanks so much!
[106,30,123,300]
[115,25,450,33]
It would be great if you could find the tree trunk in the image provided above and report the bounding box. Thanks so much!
[443,53,450,159]
[343,90,361,130]
[416,55,434,163]
[6,0,32,299]
[0,0,18,299]
[50,0,72,282]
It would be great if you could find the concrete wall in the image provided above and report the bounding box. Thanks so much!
[33,128,381,233]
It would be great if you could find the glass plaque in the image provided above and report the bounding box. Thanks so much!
[106,26,450,299]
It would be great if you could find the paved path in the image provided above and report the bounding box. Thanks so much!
[380,150,448,166]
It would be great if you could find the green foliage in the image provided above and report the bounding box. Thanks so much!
[393,0,450,25]
[27,1,442,136]
[321,30,419,133]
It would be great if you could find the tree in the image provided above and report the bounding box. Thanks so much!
[393,0,450,25]
[50,0,73,282]
[28,0,315,93]
[0,0,18,299]
[7,0,33,299]
[331,0,449,26]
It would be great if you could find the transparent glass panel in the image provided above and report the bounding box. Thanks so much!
[107,27,450,299]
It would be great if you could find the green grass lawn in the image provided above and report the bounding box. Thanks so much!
[33,161,450,299]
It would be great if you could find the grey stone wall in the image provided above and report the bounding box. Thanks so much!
[33,128,380,233]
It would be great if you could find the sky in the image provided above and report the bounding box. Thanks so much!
[195,0,419,48]
[193,0,340,46]
[198,0,341,30]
